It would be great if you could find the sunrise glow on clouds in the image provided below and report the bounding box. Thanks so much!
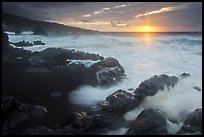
[2,2,202,32]
[135,7,173,18]
[82,4,129,18]
[76,5,174,32]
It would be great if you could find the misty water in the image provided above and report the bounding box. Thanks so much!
[8,32,202,134]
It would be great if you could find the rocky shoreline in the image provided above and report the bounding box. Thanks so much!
[2,32,202,135]
[3,74,202,135]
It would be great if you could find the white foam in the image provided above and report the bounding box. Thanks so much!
[124,106,144,121]
[140,77,202,122]
[5,31,15,35]
[7,33,202,110]
[105,127,128,135]
[166,120,183,135]
[21,31,33,35]
[66,59,100,67]
[69,85,122,106]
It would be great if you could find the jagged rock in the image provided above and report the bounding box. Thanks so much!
[91,57,125,86]
[22,126,53,135]
[26,48,125,86]
[62,113,114,135]
[2,32,12,53]
[21,74,182,135]
[34,40,45,45]
[2,96,47,131]
[90,89,138,115]
[177,109,202,135]
[193,86,201,92]
[12,40,33,47]
[125,109,168,135]
[59,112,87,127]
[134,74,178,100]
[180,72,191,78]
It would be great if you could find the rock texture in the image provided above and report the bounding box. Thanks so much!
[2,96,47,133]
[177,109,202,135]
[125,109,168,135]
[21,74,181,135]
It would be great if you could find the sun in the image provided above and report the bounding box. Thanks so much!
[142,26,157,32]
[133,25,158,32]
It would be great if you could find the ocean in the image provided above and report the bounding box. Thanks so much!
[7,32,202,134]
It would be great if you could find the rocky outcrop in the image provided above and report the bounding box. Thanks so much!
[180,72,191,78]
[134,74,178,100]
[91,58,125,86]
[125,109,168,135]
[11,40,45,47]
[21,74,181,135]
[12,40,33,47]
[34,40,45,45]
[3,30,125,87]
[177,109,202,135]
[89,89,137,115]
[2,96,47,134]
[2,32,12,53]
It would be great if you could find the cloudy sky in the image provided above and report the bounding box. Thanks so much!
[2,2,202,32]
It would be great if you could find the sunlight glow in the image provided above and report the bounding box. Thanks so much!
[134,25,158,32]
[135,7,173,18]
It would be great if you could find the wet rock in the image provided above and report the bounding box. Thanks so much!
[62,113,114,135]
[22,126,53,135]
[2,96,47,131]
[193,86,201,92]
[177,109,202,135]
[125,109,168,135]
[134,74,178,100]
[12,40,33,47]
[90,89,138,115]
[128,88,134,91]
[180,73,191,78]
[59,112,87,127]
[27,48,125,86]
[91,57,126,86]
[2,32,14,54]
[34,40,45,45]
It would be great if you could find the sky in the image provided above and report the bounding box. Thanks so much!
[2,2,202,32]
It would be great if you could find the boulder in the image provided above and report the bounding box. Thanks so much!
[125,109,168,135]
[177,109,202,135]
[59,112,87,127]
[34,40,45,45]
[61,113,115,135]
[2,32,12,53]
[22,126,53,135]
[2,96,47,131]
[193,86,201,92]
[12,40,33,47]
[180,72,191,78]
[27,48,125,86]
[134,74,178,100]
[90,89,138,115]
[21,74,182,135]
[91,57,126,86]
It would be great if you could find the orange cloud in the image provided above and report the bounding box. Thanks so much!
[135,7,173,18]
